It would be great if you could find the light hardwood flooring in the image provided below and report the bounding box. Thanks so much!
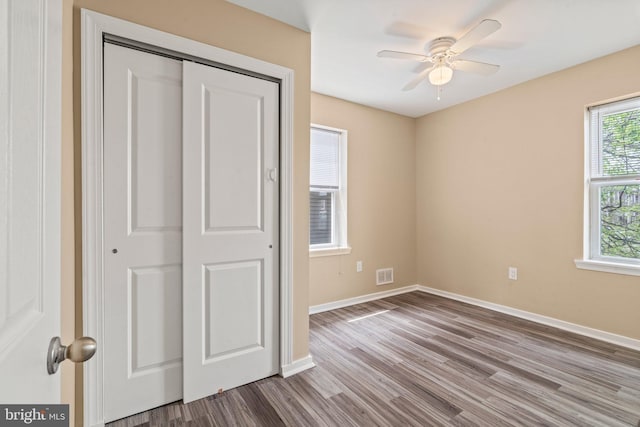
[107,291,640,426]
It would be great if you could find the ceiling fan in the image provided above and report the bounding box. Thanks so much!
[378,19,502,92]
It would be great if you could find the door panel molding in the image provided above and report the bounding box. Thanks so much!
[81,10,295,427]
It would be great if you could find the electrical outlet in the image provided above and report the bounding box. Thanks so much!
[356,261,363,272]
[508,267,518,280]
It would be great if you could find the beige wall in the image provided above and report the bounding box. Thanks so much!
[416,45,640,341]
[310,93,416,306]
[61,1,311,424]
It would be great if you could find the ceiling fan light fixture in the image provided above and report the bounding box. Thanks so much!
[428,64,453,86]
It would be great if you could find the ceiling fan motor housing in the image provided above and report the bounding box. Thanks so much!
[427,36,456,58]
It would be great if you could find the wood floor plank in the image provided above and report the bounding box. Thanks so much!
[108,291,640,427]
[256,380,318,426]
[389,394,451,426]
[235,383,284,426]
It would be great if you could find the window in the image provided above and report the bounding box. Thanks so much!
[309,125,349,255]
[577,96,640,275]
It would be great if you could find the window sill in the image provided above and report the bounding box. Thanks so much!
[309,247,352,258]
[575,259,640,277]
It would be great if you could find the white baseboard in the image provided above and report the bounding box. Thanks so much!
[281,354,315,378]
[309,285,420,315]
[307,284,640,352]
[417,285,640,352]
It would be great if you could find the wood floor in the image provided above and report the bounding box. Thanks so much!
[107,291,640,426]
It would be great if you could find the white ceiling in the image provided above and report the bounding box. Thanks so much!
[227,0,640,118]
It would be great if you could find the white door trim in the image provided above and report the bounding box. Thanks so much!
[81,10,295,427]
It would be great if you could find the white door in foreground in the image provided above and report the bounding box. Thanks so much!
[0,0,62,402]
[182,61,280,403]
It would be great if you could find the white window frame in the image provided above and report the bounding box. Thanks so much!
[576,95,640,277]
[309,124,350,257]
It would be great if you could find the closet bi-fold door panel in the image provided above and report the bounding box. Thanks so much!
[182,61,280,403]
[103,43,280,420]
[103,43,183,422]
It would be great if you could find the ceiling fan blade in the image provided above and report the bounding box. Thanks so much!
[377,50,430,62]
[450,19,501,54]
[452,59,500,75]
[414,61,435,73]
[402,66,434,91]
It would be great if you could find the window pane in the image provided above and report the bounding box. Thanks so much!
[310,191,333,245]
[310,128,340,189]
[600,185,640,259]
[601,108,640,176]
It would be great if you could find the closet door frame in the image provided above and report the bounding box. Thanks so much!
[81,10,299,427]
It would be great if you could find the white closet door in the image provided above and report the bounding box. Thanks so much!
[182,61,280,403]
[103,44,183,422]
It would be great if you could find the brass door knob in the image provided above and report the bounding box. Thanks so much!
[47,336,97,375]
